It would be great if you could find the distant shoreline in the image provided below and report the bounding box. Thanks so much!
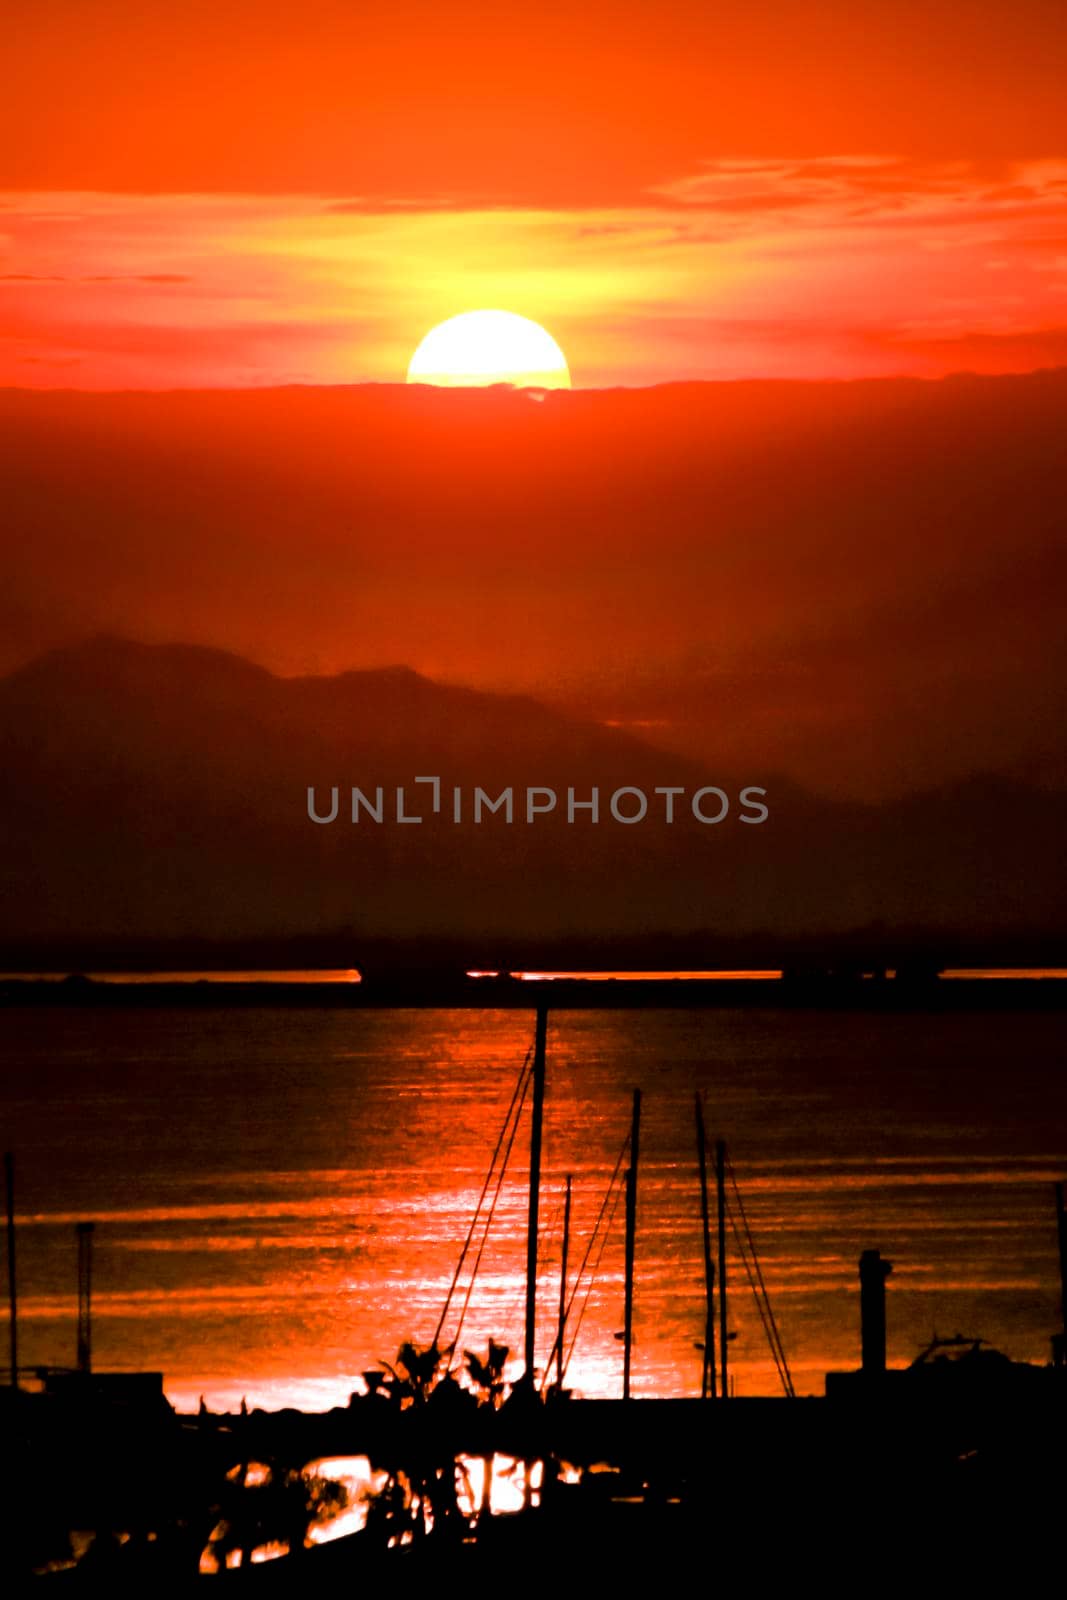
[3,972,1066,1012]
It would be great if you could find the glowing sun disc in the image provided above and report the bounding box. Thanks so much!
[407,310,571,389]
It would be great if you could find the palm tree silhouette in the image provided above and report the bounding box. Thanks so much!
[463,1340,511,1409]
[381,1340,450,1408]
[463,1341,512,1514]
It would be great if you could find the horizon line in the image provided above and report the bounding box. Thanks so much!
[4,365,1067,400]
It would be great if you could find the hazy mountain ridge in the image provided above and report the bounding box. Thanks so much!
[2,368,1064,802]
[0,638,1061,959]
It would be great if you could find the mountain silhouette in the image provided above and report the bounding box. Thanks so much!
[2,369,1064,804]
[0,638,1062,966]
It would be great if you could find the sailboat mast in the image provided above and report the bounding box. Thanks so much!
[694,1098,716,1399]
[524,1005,548,1383]
[716,1139,728,1399]
[556,1174,571,1390]
[4,1153,16,1392]
[1056,1181,1067,1365]
[77,1221,95,1375]
[623,1088,642,1400]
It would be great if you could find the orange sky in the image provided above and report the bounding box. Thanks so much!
[3,3,1067,387]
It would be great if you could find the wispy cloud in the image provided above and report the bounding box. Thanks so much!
[652,156,1067,223]
[1,162,1065,387]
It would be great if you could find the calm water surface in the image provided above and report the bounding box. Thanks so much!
[0,1006,1064,1410]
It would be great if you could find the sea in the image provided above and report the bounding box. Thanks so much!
[1,998,1064,1412]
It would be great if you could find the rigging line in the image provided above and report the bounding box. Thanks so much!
[496,1185,566,1364]
[507,1186,563,1355]
[719,1156,786,1392]
[727,1205,788,1396]
[540,1130,631,1392]
[725,1182,793,1399]
[435,1050,531,1352]
[433,1045,532,1350]
[446,1057,531,1356]
[725,1185,789,1396]
[532,1191,564,1283]
[727,1157,795,1397]
[715,1052,794,1399]
[449,1060,532,1359]
[540,1191,566,1261]
[554,1135,631,1390]
[560,1173,626,1389]
[562,1133,631,1326]
[720,1143,785,1380]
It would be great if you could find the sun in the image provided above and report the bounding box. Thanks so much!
[407,310,571,389]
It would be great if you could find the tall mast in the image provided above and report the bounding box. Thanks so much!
[4,1153,16,1391]
[1056,1182,1067,1366]
[694,1098,717,1399]
[556,1174,572,1390]
[76,1222,95,1375]
[623,1089,642,1400]
[716,1139,728,1399]
[523,1005,548,1383]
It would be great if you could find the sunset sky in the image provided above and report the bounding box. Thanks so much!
[4,1,1067,388]
[2,2,1066,815]
[4,12,1067,1540]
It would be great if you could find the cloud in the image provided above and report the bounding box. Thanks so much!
[1,272,193,285]
[1,166,1066,387]
[653,155,1067,210]
[87,273,194,284]
[324,196,485,214]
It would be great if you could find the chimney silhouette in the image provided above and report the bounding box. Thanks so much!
[859,1249,892,1375]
